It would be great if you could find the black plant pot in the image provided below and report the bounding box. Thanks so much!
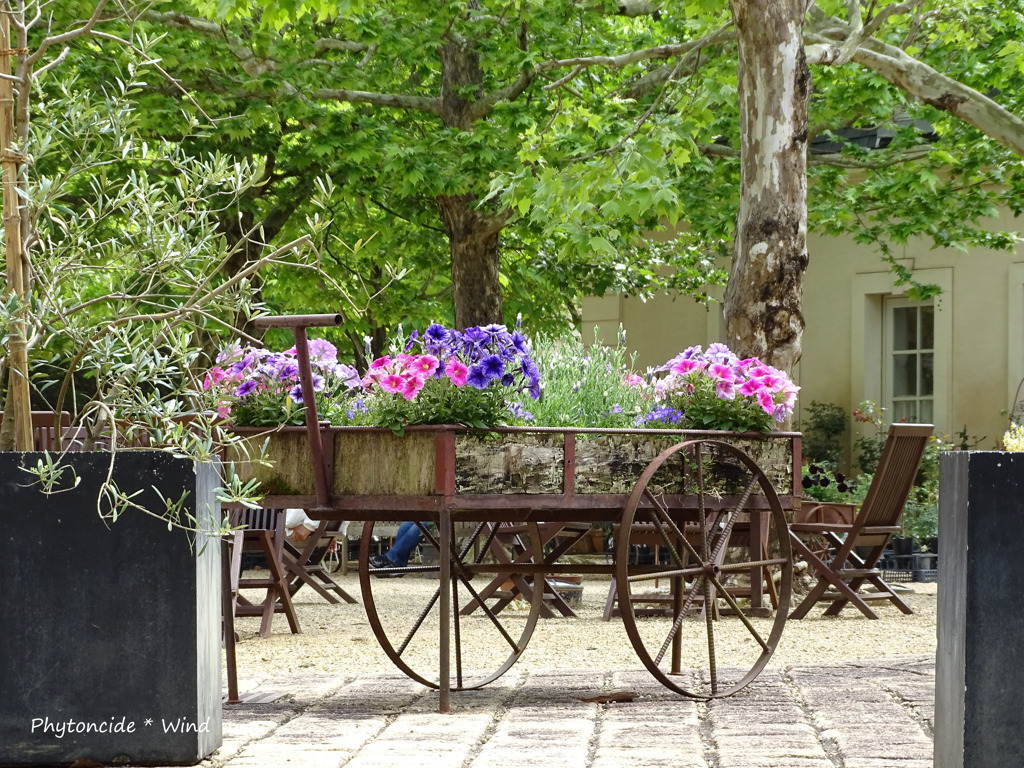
[935,451,1024,768]
[0,451,223,766]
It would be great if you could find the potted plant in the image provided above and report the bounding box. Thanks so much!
[213,327,800,504]
[935,421,1024,768]
[0,10,391,764]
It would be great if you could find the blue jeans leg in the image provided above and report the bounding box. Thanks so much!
[386,521,425,567]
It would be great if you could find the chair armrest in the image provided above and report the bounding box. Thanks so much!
[789,522,856,534]
[794,501,857,526]
[857,525,902,535]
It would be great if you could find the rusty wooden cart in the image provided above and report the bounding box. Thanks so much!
[228,316,801,712]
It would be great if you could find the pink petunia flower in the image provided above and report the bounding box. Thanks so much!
[716,379,737,400]
[401,374,426,401]
[670,359,706,376]
[738,378,762,397]
[446,358,469,387]
[379,374,406,394]
[757,390,776,415]
[410,355,440,377]
[204,367,226,390]
[708,363,737,382]
[369,355,392,371]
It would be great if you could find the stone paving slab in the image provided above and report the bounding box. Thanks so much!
[178,655,935,768]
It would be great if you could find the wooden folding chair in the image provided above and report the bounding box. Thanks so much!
[788,423,932,620]
[283,520,358,605]
[228,508,302,637]
[602,513,778,621]
[459,522,593,618]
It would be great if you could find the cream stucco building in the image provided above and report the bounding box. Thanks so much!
[581,210,1024,459]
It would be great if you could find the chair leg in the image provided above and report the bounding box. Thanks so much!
[788,532,880,620]
[602,577,618,621]
[222,538,240,704]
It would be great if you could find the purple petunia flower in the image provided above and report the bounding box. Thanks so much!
[466,364,490,389]
[336,363,362,388]
[500,373,516,387]
[307,338,338,365]
[509,330,529,355]
[235,380,258,398]
[480,354,506,380]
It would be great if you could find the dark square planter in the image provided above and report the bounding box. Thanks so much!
[936,451,1024,768]
[0,451,222,766]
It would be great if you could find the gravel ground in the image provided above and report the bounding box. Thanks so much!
[231,566,937,683]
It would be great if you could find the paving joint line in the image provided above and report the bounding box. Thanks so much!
[780,666,845,768]
[697,699,719,768]
[334,683,440,768]
[582,671,613,768]
[878,680,934,740]
[456,671,529,768]
[209,675,359,768]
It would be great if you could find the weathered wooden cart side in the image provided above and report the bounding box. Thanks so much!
[228,424,801,511]
[227,315,802,712]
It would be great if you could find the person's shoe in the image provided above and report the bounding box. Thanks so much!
[369,554,404,578]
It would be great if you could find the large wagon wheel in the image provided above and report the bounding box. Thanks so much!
[359,519,544,690]
[616,439,792,699]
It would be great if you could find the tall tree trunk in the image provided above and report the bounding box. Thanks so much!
[724,0,811,377]
[437,33,504,329]
[437,193,504,329]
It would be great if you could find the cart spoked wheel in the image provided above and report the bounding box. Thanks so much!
[359,519,544,690]
[616,439,792,699]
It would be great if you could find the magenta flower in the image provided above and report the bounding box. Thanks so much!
[204,368,226,390]
[369,356,392,371]
[738,379,762,397]
[401,374,425,401]
[670,359,706,376]
[410,355,440,377]
[446,358,469,387]
[757,390,776,415]
[379,374,406,394]
[708,363,737,381]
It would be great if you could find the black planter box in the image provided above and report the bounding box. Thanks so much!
[935,451,1024,768]
[0,451,222,766]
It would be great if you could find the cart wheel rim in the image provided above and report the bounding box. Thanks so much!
[616,439,792,699]
[359,519,544,690]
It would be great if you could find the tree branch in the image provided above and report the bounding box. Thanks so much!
[622,24,736,99]
[465,69,536,121]
[809,30,1024,157]
[311,87,442,115]
[805,1,923,66]
[138,10,277,78]
[27,0,111,66]
[537,29,732,77]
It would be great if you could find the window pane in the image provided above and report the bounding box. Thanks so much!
[920,306,934,350]
[919,399,934,424]
[921,353,934,396]
[893,400,918,422]
[892,307,917,351]
[893,353,917,396]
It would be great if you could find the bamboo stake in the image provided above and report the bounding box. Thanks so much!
[0,3,32,450]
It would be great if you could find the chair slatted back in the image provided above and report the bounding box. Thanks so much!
[856,423,933,531]
[232,507,281,530]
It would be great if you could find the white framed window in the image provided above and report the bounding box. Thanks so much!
[884,297,934,424]
[851,266,951,435]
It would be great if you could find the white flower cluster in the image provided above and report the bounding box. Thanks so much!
[1004,422,1024,452]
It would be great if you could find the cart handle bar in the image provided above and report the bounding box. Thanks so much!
[253,314,343,329]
